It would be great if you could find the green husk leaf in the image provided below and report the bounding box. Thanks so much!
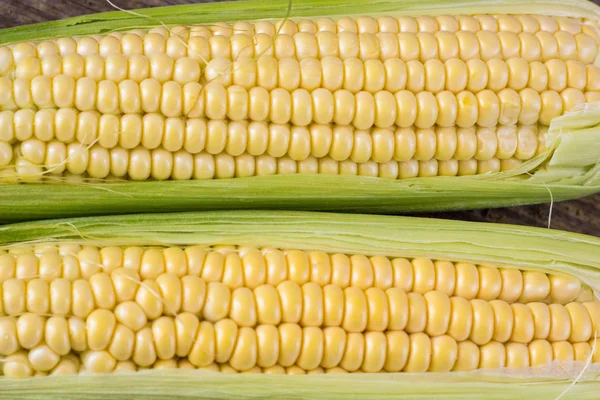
[1,366,600,400]
[546,103,600,169]
[0,173,598,222]
[1,211,600,399]
[0,0,600,221]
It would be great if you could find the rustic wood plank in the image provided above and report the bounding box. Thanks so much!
[0,0,597,235]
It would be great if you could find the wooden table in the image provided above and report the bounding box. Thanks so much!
[1,0,598,236]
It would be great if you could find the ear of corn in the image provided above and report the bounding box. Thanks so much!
[1,0,600,221]
[0,210,599,399]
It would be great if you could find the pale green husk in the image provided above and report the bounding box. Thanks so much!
[0,211,600,399]
[2,210,600,286]
[1,366,600,400]
[0,0,599,221]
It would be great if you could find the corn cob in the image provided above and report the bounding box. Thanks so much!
[0,210,599,399]
[0,247,597,375]
[1,0,600,220]
[0,17,594,179]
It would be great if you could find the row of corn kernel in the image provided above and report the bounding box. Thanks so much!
[2,153,531,182]
[2,320,599,378]
[1,272,597,343]
[3,14,593,62]
[1,18,596,73]
[0,77,588,129]
[201,57,600,95]
[4,334,599,379]
[9,54,599,97]
[4,121,544,167]
[0,248,587,303]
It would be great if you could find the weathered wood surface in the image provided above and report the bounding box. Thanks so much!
[0,0,597,235]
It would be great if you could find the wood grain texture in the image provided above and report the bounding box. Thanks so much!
[0,0,597,235]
